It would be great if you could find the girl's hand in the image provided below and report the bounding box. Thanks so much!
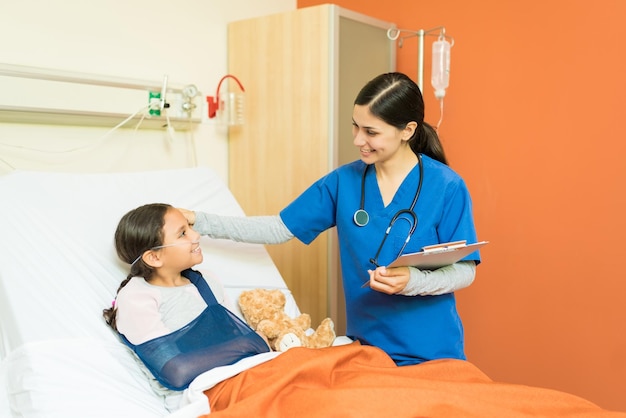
[366,266,410,295]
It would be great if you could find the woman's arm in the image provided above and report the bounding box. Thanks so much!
[188,211,294,245]
[401,261,476,296]
[368,261,476,296]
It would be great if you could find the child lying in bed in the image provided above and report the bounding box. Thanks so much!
[102,203,271,391]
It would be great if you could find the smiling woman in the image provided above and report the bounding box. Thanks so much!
[182,71,481,368]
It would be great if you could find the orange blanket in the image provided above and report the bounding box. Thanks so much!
[202,342,625,417]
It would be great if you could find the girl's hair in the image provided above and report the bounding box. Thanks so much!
[354,72,448,165]
[102,203,172,330]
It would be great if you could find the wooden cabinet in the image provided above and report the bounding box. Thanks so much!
[227,4,395,332]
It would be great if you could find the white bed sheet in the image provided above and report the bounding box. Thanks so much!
[0,167,300,417]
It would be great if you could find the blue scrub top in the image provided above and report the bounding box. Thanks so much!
[280,154,480,365]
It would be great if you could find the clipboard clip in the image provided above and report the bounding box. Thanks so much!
[421,240,466,253]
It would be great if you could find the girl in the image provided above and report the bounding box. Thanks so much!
[103,203,270,391]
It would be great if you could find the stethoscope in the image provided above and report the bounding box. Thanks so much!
[353,153,424,267]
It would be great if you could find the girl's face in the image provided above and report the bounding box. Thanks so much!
[351,105,413,166]
[158,208,203,271]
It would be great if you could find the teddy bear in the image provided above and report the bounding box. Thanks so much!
[238,288,336,352]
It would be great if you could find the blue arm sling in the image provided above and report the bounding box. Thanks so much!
[118,268,270,390]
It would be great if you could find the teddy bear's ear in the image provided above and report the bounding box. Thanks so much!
[270,290,285,304]
[238,292,254,312]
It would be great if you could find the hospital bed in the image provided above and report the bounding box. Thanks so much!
[0,167,306,417]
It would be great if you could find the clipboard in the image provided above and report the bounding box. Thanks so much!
[386,240,488,269]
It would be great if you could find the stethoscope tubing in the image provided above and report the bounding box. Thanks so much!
[354,154,424,266]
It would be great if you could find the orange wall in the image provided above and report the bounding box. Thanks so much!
[299,0,626,412]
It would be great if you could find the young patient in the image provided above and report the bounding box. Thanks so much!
[102,203,270,391]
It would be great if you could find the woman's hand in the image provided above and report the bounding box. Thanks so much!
[177,208,196,225]
[366,266,410,294]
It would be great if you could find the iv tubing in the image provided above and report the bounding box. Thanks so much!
[436,97,444,131]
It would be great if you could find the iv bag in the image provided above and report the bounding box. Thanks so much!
[431,38,451,99]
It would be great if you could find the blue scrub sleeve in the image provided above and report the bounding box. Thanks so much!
[280,172,339,245]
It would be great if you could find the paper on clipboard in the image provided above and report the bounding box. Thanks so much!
[387,241,488,269]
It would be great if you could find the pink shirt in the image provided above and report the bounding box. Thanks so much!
[115,271,229,345]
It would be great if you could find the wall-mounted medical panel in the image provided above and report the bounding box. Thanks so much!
[0,64,203,130]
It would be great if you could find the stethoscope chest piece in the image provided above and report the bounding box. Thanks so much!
[353,209,369,227]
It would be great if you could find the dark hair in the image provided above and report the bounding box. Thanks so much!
[354,72,448,165]
[102,203,172,330]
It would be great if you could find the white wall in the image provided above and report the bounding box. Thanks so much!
[0,0,296,180]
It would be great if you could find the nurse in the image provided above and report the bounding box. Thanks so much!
[181,72,480,365]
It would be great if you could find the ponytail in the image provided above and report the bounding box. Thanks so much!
[102,276,132,331]
[410,121,448,166]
